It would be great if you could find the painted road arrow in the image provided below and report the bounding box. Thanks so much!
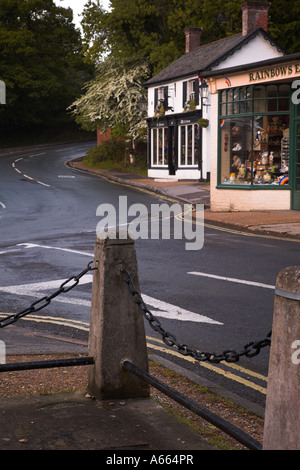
[0,278,222,325]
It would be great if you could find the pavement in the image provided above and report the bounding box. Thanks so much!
[0,326,217,451]
[1,160,299,452]
[0,392,213,452]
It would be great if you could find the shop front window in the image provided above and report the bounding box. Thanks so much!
[219,84,290,186]
[179,124,198,166]
[152,127,168,166]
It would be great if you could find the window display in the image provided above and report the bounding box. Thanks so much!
[219,84,290,186]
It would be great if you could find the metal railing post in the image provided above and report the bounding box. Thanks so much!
[88,229,149,399]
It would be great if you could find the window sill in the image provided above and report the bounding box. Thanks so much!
[178,166,199,169]
[216,184,291,190]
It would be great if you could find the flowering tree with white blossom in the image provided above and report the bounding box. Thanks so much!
[69,57,149,140]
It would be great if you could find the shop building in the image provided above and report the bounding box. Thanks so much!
[144,2,300,211]
[202,53,300,211]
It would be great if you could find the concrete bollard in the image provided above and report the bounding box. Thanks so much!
[263,266,300,450]
[88,230,150,399]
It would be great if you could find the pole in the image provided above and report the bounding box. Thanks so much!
[263,266,300,449]
[88,229,149,399]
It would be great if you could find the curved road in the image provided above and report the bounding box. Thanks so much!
[0,141,299,411]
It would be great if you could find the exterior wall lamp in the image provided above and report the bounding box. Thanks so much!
[199,78,210,107]
[138,96,148,116]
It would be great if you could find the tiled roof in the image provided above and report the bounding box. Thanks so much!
[144,28,287,87]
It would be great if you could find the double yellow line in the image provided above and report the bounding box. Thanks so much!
[0,313,267,395]
[146,335,268,395]
[0,313,90,332]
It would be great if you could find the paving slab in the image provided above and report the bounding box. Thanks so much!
[0,392,216,451]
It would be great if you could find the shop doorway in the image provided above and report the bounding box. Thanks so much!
[292,121,300,210]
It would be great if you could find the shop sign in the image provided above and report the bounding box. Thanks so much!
[249,64,300,82]
[179,118,192,124]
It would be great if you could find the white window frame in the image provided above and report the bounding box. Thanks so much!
[151,127,168,167]
[178,124,198,167]
[157,87,165,102]
[188,79,196,102]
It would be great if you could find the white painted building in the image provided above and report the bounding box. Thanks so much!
[144,1,286,186]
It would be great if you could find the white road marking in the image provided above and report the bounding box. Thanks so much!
[28,153,46,158]
[23,174,34,181]
[35,180,50,187]
[55,147,76,152]
[12,153,50,187]
[188,271,275,290]
[0,249,22,255]
[17,243,94,257]
[142,294,223,325]
[0,274,221,324]
[0,275,93,307]
[0,202,6,209]
[2,243,221,324]
[0,274,93,294]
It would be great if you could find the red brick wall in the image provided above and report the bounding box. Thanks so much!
[97,128,111,146]
[241,1,270,36]
[184,27,203,53]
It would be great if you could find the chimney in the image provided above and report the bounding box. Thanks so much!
[241,1,271,36]
[184,27,203,53]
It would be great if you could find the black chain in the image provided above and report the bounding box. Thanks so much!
[0,261,97,329]
[120,265,272,364]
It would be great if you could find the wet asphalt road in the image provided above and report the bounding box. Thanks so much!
[0,141,299,411]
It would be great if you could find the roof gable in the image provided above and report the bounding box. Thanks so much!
[144,28,287,87]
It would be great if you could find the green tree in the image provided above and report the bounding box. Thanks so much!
[199,0,300,52]
[0,0,93,136]
[268,0,300,53]
[68,56,149,139]
[81,0,110,63]
[82,0,300,73]
[199,0,242,43]
[82,0,201,74]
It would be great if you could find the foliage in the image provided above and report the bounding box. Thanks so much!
[82,0,300,73]
[82,0,201,74]
[68,56,149,138]
[198,118,209,128]
[199,0,242,43]
[0,0,93,134]
[81,0,110,64]
[268,0,300,53]
[0,0,296,143]
[76,0,300,143]
[84,139,148,175]
[84,138,127,165]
